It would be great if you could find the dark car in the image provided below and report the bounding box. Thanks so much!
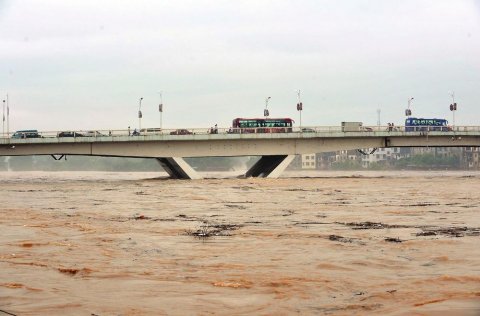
[11,130,41,139]
[57,131,84,137]
[170,129,193,135]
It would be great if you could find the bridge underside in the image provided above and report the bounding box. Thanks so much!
[156,155,295,179]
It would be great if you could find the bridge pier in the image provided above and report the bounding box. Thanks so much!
[156,155,295,179]
[243,155,295,178]
[156,157,201,180]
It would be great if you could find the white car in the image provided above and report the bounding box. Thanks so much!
[83,131,107,137]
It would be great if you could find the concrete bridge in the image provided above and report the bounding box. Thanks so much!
[1,125,480,179]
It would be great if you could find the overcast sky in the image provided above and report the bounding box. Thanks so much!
[1,0,479,132]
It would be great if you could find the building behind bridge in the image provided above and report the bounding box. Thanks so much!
[294,147,480,170]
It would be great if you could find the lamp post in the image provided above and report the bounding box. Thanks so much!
[264,97,271,118]
[158,91,163,130]
[2,99,5,137]
[295,90,303,131]
[138,97,143,132]
[6,94,9,137]
[405,97,413,117]
[449,91,457,130]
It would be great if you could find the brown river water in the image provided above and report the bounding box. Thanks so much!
[1,170,479,315]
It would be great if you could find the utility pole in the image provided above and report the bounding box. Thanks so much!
[2,99,5,137]
[159,91,163,130]
[264,97,271,118]
[449,91,457,130]
[405,97,413,117]
[6,94,9,137]
[377,108,381,127]
[138,97,143,133]
[296,90,303,131]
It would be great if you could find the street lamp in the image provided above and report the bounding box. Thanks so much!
[7,94,10,136]
[449,91,457,130]
[138,97,143,132]
[295,90,303,130]
[158,91,163,130]
[405,97,413,117]
[264,97,271,117]
[2,99,5,137]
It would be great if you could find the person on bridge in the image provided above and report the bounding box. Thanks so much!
[209,125,218,134]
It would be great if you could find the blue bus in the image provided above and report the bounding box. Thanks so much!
[405,117,450,132]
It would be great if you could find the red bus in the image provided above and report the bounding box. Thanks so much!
[231,118,294,133]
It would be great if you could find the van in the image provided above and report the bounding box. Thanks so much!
[11,130,41,139]
[140,128,162,135]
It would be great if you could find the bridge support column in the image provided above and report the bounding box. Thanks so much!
[244,155,295,178]
[156,157,202,180]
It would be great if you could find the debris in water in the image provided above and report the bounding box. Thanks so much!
[185,222,242,239]
[225,204,247,209]
[385,237,402,243]
[327,234,365,245]
[57,267,92,276]
[133,214,150,220]
[416,231,437,237]
[339,221,408,230]
[416,226,480,238]
[328,235,354,243]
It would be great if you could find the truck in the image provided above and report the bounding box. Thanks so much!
[341,122,364,132]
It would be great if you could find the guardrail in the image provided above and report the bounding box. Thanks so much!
[2,125,480,140]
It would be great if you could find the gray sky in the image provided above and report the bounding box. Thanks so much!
[1,0,479,132]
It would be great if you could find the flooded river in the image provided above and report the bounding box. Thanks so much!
[1,171,479,315]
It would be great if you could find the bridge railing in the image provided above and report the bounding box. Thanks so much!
[2,125,480,140]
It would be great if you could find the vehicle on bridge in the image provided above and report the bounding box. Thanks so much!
[301,127,316,133]
[140,128,162,135]
[341,121,374,132]
[57,131,84,137]
[83,130,107,137]
[405,117,450,132]
[11,130,41,139]
[170,129,193,135]
[231,118,294,133]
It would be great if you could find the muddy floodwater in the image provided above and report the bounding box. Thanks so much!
[1,170,479,315]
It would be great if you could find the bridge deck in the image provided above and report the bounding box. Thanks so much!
[2,125,480,146]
